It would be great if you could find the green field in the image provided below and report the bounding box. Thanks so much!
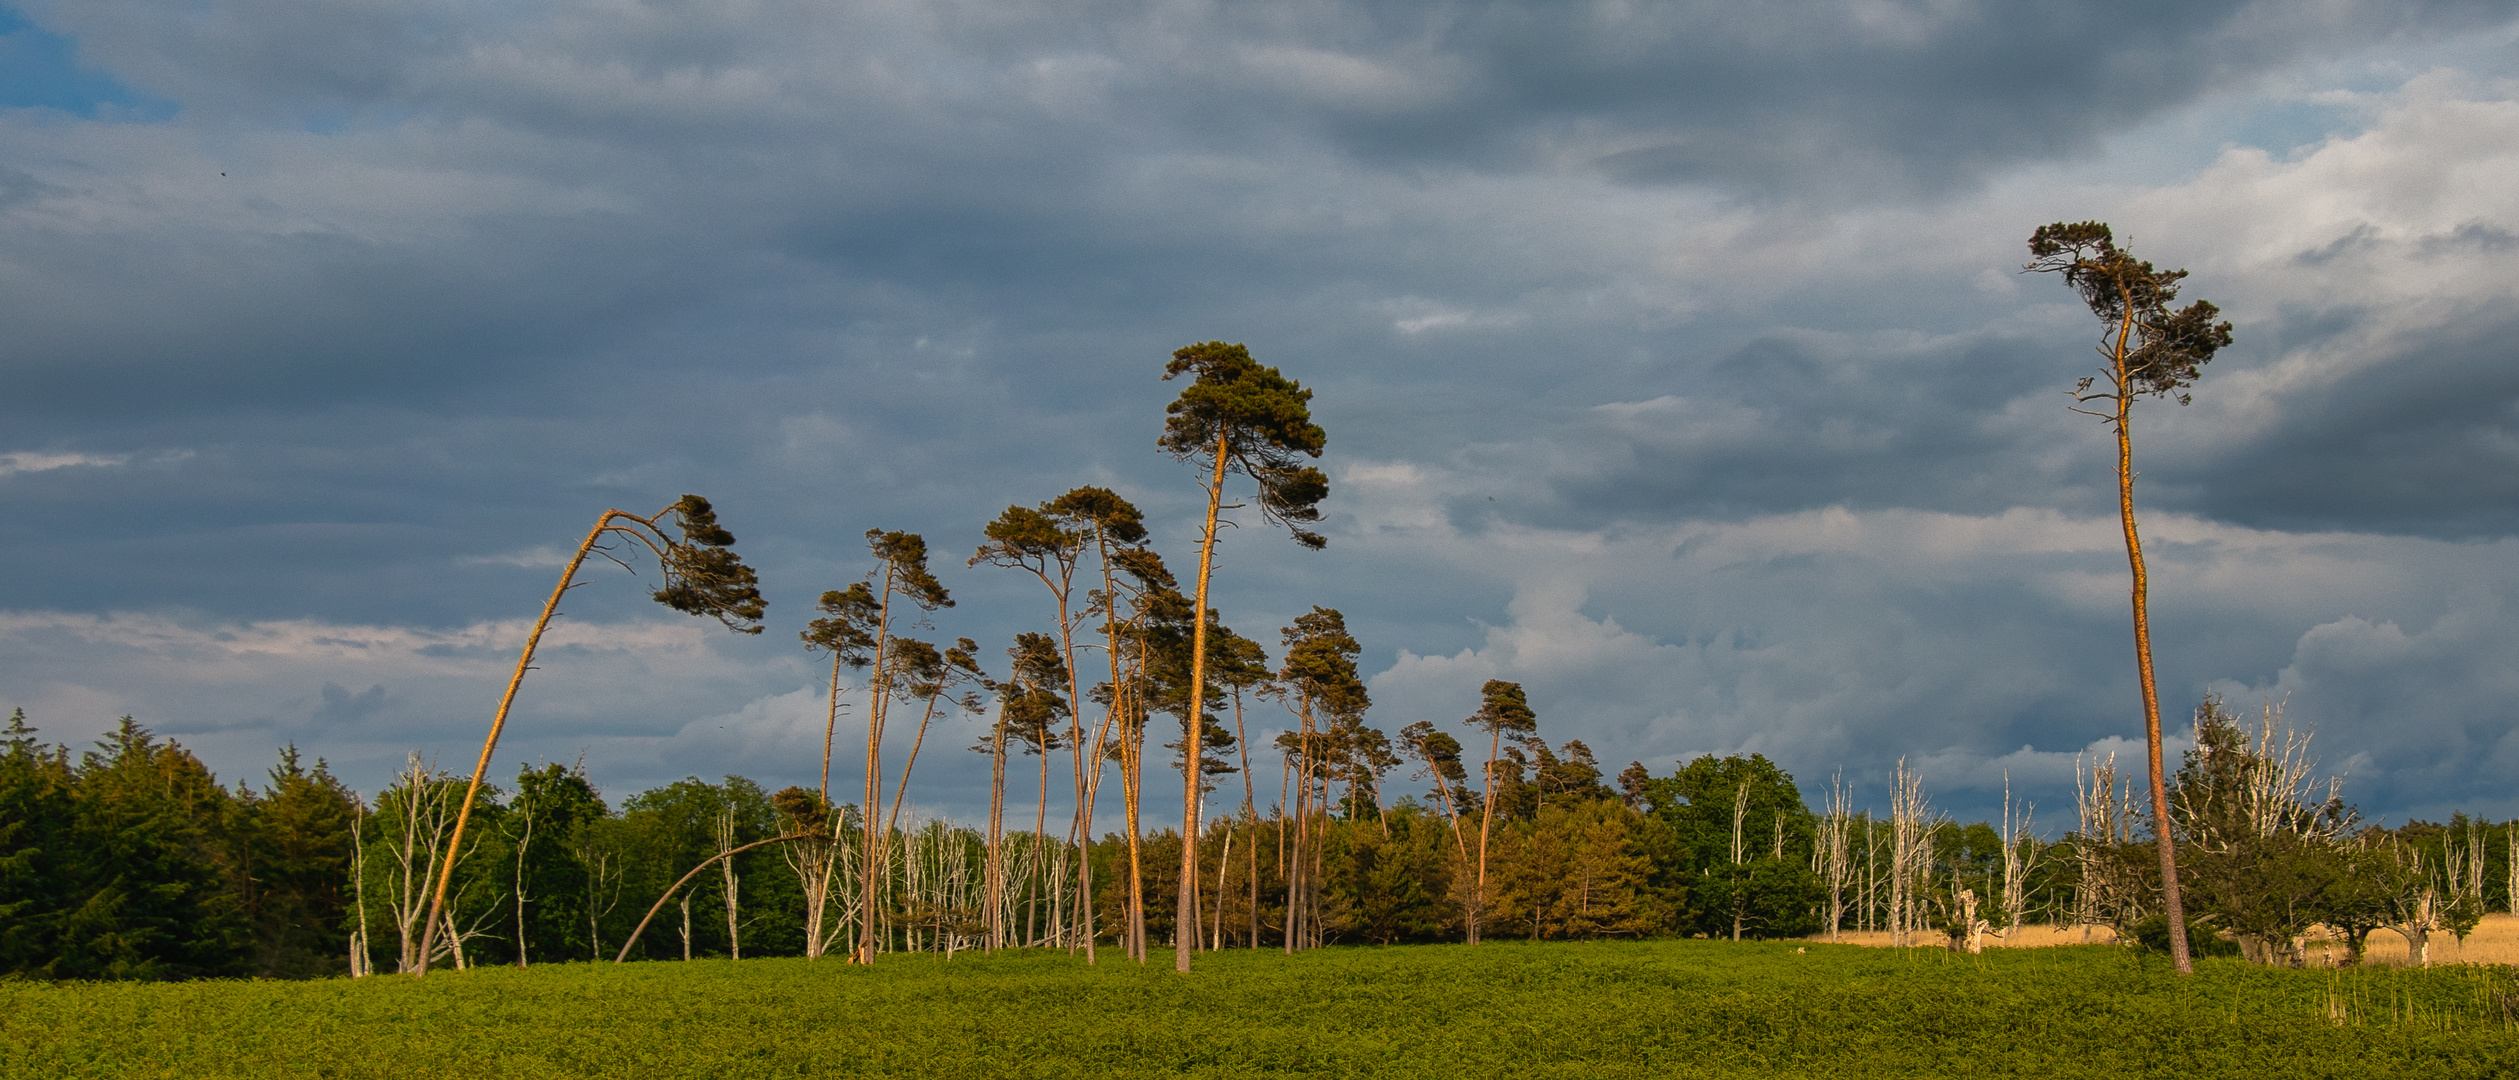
[4,942,2512,1078]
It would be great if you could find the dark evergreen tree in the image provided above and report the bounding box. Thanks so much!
[239,746,360,978]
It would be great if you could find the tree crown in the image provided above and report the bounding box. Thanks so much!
[2025,221,2234,405]
[1160,341,1330,549]
[649,495,767,634]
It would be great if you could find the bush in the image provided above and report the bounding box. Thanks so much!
[2131,914,2241,959]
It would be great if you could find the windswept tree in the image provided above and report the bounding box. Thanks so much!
[832,529,953,964]
[1051,488,1159,960]
[1092,546,1185,961]
[1401,722,1475,842]
[981,632,1068,949]
[1464,679,1536,945]
[1276,607,1368,952]
[872,636,986,946]
[803,584,878,803]
[1158,341,1329,973]
[1211,625,1274,949]
[418,496,764,974]
[2027,222,2233,976]
[973,487,1146,961]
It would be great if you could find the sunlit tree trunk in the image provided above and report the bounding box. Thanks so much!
[1174,432,1231,972]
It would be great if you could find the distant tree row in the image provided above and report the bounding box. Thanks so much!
[4,698,2503,979]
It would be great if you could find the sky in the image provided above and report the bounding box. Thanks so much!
[4,0,2518,833]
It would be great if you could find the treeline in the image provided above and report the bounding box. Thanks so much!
[5,702,2503,979]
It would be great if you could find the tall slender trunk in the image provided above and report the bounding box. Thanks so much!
[1232,690,1258,950]
[1176,431,1230,972]
[1034,747,1052,946]
[718,812,741,961]
[1122,678,1147,962]
[1037,553,1091,959]
[2110,291,2191,977]
[1277,753,1292,950]
[513,810,532,968]
[1472,724,1502,946]
[986,711,1007,950]
[1285,695,1314,953]
[821,653,845,803]
[419,512,616,973]
[858,567,898,964]
[1075,525,1134,964]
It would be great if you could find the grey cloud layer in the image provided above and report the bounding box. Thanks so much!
[0,1,2516,824]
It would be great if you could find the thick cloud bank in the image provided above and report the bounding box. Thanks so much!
[2,0,2516,826]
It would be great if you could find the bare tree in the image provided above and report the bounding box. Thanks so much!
[716,809,743,960]
[506,798,535,968]
[2027,223,2233,977]
[2377,842,2445,967]
[1887,759,1938,948]
[348,793,373,977]
[418,496,764,974]
[1997,772,2039,940]
[811,530,953,965]
[1815,770,1855,942]
[377,754,460,973]
[2074,751,2141,942]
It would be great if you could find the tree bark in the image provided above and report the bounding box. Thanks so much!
[858,566,897,964]
[2112,290,2192,977]
[418,512,618,974]
[1176,430,1231,972]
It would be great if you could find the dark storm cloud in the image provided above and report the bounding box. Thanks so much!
[1276,0,2492,193]
[1,0,2516,822]
[2167,310,2519,538]
[1534,330,2086,526]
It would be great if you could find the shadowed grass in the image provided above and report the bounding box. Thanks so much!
[4,941,2513,1078]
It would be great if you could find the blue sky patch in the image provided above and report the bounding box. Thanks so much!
[0,6,169,118]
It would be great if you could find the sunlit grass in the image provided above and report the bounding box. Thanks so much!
[4,941,2511,1078]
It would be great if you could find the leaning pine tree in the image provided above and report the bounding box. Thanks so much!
[2026,222,2233,977]
[417,496,765,975]
[1159,341,1329,973]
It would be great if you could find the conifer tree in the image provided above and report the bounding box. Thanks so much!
[1158,341,1329,972]
[2027,222,2233,976]
[828,529,952,964]
[245,746,360,977]
[1045,488,1159,959]
[1465,680,1536,944]
[974,490,1131,957]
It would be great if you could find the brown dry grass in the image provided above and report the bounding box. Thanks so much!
[1810,924,2117,950]
[1812,913,2519,967]
[2303,912,2519,968]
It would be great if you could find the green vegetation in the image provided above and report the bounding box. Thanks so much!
[5,942,2512,1078]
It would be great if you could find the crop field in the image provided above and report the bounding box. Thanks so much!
[4,941,2513,1079]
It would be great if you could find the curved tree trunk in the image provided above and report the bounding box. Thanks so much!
[419,511,619,974]
[2112,292,2192,977]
